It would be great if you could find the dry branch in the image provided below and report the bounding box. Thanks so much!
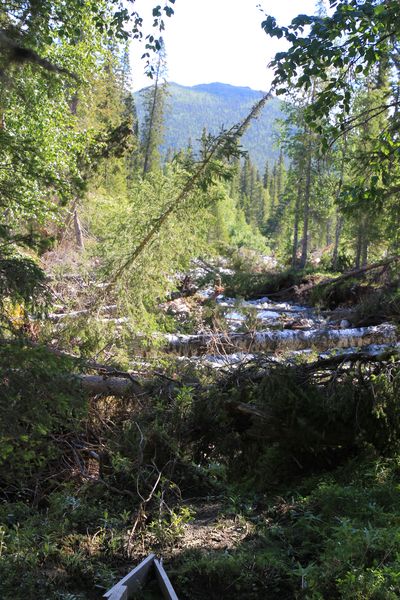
[0,29,78,79]
[305,347,400,371]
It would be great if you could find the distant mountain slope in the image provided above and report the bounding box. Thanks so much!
[134,82,284,171]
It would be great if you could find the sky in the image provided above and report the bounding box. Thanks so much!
[130,0,317,91]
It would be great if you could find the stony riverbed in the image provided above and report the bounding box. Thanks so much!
[159,282,399,368]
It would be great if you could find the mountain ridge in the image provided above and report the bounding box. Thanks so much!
[134,81,283,171]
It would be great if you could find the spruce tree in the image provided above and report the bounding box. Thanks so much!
[140,39,168,177]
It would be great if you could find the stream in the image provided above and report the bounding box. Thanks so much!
[49,261,399,368]
[160,274,398,368]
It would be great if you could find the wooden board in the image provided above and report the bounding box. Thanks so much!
[103,554,155,598]
[107,585,128,600]
[154,558,179,600]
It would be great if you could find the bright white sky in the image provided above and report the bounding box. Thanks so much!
[130,0,317,91]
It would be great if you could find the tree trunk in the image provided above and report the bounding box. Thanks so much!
[70,93,78,115]
[332,211,344,270]
[78,375,142,396]
[73,208,85,250]
[325,218,332,246]
[311,255,400,289]
[292,177,302,268]
[355,226,363,269]
[142,48,165,177]
[298,81,317,270]
[361,237,369,267]
[332,135,347,269]
[298,144,312,269]
[162,324,396,356]
[142,77,159,177]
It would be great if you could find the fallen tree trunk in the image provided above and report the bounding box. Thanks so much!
[306,346,400,371]
[66,340,400,396]
[267,255,400,298]
[48,305,118,321]
[77,374,143,396]
[162,324,397,356]
[314,255,400,290]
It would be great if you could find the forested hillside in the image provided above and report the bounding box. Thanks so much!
[135,82,284,169]
[1,1,400,599]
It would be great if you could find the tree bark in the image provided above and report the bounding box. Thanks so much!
[298,81,316,270]
[141,47,166,177]
[361,236,369,267]
[332,211,344,270]
[317,255,400,288]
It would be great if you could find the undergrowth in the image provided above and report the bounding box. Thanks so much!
[221,264,331,301]
[170,455,400,599]
[2,345,400,598]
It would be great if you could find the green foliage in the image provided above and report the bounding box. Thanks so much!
[173,546,291,599]
[260,1,400,268]
[87,166,214,330]
[148,505,194,545]
[222,264,317,299]
[0,343,85,488]
[231,361,400,488]
[0,0,175,76]
[2,342,400,598]
[245,456,400,599]
[263,1,400,129]
[0,0,176,333]
[0,252,50,321]
[0,493,124,599]
[208,184,269,253]
[140,39,168,176]
[351,288,400,326]
[3,3,400,600]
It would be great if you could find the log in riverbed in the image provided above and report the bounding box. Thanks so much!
[162,324,397,356]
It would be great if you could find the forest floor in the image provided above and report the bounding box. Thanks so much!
[108,257,400,599]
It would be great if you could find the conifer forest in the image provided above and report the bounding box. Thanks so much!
[1,1,400,598]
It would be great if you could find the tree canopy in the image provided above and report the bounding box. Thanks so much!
[263,0,400,131]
